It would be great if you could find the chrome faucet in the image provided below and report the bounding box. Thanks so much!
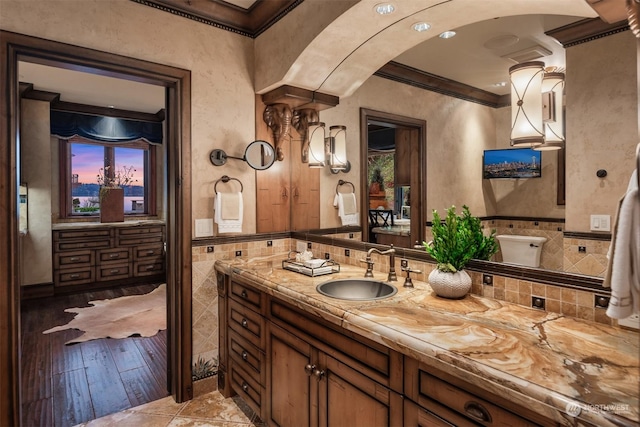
[362,245,397,281]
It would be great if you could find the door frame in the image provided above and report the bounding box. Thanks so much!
[0,30,193,425]
[359,108,426,247]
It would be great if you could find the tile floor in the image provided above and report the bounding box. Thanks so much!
[76,391,265,427]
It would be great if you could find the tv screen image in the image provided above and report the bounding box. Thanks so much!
[482,148,542,179]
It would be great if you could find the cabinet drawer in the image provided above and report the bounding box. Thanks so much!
[54,250,94,269]
[117,226,164,236]
[117,234,164,246]
[133,244,164,260]
[230,281,264,313]
[54,229,111,240]
[133,260,164,277]
[55,238,111,252]
[55,266,95,286]
[229,330,264,385]
[96,263,130,281]
[406,360,541,427]
[97,248,130,264]
[229,299,265,349]
[229,360,262,417]
[404,397,475,427]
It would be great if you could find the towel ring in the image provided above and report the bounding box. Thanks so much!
[215,175,243,193]
[336,179,355,195]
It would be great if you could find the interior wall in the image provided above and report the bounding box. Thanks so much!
[20,99,53,286]
[1,0,256,237]
[565,30,637,232]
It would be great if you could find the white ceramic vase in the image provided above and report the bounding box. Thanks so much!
[428,269,472,299]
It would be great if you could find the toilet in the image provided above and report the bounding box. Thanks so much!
[496,235,547,268]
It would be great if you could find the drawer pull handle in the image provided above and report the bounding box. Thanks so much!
[145,265,156,270]
[464,401,492,423]
[241,318,248,328]
[146,250,155,255]
[241,351,248,361]
[304,364,315,375]
[69,257,80,262]
[69,274,80,279]
[109,253,120,258]
[241,382,249,392]
[241,290,248,298]
[110,269,120,274]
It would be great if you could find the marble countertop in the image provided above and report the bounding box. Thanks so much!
[371,225,411,236]
[215,253,639,427]
[52,220,165,229]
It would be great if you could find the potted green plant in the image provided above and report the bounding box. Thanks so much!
[369,168,385,194]
[423,205,498,298]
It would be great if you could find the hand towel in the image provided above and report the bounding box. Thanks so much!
[214,192,243,233]
[604,169,639,319]
[333,193,359,226]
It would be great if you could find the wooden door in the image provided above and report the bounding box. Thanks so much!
[290,137,320,231]
[317,352,402,427]
[256,139,291,233]
[267,324,317,427]
[396,127,421,248]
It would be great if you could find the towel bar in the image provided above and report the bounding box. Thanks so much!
[215,175,243,193]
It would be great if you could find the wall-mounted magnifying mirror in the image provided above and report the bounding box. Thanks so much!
[210,140,276,170]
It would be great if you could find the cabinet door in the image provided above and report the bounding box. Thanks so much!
[267,323,316,427]
[317,352,402,427]
[290,137,320,231]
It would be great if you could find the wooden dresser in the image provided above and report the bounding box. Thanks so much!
[52,223,165,290]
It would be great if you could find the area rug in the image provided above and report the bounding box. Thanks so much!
[43,284,166,345]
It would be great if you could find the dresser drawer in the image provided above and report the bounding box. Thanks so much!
[55,266,95,286]
[229,360,262,418]
[97,248,130,264]
[133,260,164,277]
[55,238,111,252]
[54,229,111,241]
[230,280,264,313]
[54,250,94,269]
[133,244,164,260]
[116,226,164,246]
[229,330,264,385]
[229,299,265,349]
[117,225,165,236]
[96,263,130,281]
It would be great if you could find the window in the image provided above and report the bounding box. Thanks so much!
[60,137,157,218]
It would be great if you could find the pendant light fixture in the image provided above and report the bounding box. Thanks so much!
[509,61,545,147]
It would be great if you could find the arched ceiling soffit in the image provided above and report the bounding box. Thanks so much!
[255,0,597,98]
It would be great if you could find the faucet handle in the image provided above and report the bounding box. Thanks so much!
[401,265,422,288]
[359,258,375,278]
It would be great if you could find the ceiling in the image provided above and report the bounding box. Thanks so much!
[18,2,599,112]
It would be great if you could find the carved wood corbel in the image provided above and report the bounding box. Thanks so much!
[291,108,319,163]
[263,103,292,161]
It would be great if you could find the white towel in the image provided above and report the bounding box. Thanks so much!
[214,192,243,233]
[333,193,359,226]
[604,169,639,319]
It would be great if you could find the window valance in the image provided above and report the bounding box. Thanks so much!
[50,110,163,145]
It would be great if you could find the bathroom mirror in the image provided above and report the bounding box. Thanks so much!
[210,140,276,170]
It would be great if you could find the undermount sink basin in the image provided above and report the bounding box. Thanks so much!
[316,278,397,301]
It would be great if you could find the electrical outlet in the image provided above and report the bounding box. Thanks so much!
[324,253,330,260]
[344,249,350,257]
[267,241,273,247]
[618,313,640,330]
[206,246,214,253]
[235,250,242,257]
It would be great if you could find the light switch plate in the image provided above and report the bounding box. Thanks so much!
[590,214,611,232]
[195,218,213,237]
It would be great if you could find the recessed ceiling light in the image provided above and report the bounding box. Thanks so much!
[374,3,395,15]
[412,22,431,32]
[107,105,115,108]
[494,82,507,87]
[439,30,457,39]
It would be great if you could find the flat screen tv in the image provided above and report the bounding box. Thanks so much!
[483,148,542,179]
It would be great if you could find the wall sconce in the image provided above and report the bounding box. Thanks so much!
[536,71,565,151]
[298,117,351,173]
[509,61,545,147]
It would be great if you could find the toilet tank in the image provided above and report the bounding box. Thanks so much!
[496,235,547,268]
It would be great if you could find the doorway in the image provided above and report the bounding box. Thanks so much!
[1,30,193,426]
[360,108,426,249]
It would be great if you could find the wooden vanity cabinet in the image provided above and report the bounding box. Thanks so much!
[404,357,555,427]
[53,224,165,290]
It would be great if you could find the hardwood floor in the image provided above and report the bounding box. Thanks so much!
[20,284,169,427]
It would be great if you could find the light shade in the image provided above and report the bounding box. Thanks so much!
[307,122,326,168]
[329,125,348,170]
[509,61,545,147]
[536,71,565,151]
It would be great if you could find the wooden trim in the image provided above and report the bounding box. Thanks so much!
[51,100,165,122]
[545,18,630,48]
[478,216,565,224]
[374,61,510,108]
[192,231,291,247]
[556,148,566,206]
[20,85,60,103]
[0,30,193,426]
[260,85,340,110]
[134,0,303,38]
[563,231,612,241]
[20,283,54,300]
